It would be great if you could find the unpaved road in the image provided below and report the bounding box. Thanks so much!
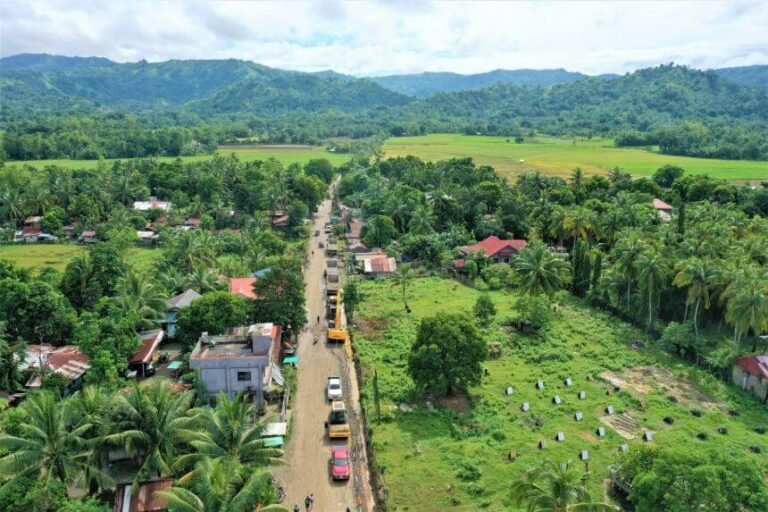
[276,188,373,512]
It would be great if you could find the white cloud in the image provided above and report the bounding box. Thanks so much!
[1,0,766,75]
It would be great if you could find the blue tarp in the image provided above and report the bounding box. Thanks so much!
[283,356,299,365]
[262,436,284,447]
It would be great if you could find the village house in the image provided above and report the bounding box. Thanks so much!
[189,323,282,407]
[363,255,398,278]
[113,477,172,512]
[15,216,58,242]
[652,198,674,222]
[733,355,768,401]
[127,329,165,378]
[454,235,528,268]
[136,229,159,245]
[345,218,365,244]
[185,217,202,228]
[19,345,90,394]
[164,289,202,337]
[229,277,257,300]
[133,197,172,212]
[78,230,98,244]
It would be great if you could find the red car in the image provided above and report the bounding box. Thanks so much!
[330,446,350,480]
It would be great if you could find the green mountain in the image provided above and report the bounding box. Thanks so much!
[370,68,588,98]
[713,65,768,87]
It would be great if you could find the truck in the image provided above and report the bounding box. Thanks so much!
[327,377,343,402]
[325,400,350,439]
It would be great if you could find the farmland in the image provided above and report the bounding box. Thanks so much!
[0,243,162,272]
[383,134,768,182]
[4,144,350,170]
[352,277,768,511]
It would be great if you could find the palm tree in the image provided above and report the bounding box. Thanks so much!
[0,188,26,227]
[391,262,414,312]
[724,270,768,347]
[161,266,188,295]
[511,459,614,512]
[408,204,436,235]
[563,207,593,243]
[114,269,168,330]
[635,247,668,328]
[106,381,193,483]
[673,257,720,340]
[157,458,284,512]
[186,265,218,293]
[0,392,113,495]
[176,394,283,481]
[512,242,571,297]
[614,231,645,312]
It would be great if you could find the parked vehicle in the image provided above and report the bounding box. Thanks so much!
[325,400,350,438]
[314,229,320,236]
[329,445,351,480]
[327,377,343,402]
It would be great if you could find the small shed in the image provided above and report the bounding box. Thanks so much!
[114,478,172,512]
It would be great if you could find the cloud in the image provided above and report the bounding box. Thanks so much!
[1,0,766,75]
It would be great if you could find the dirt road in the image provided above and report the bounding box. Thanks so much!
[276,188,373,512]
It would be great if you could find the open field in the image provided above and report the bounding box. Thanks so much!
[4,145,351,170]
[383,134,768,182]
[352,277,768,511]
[0,243,162,272]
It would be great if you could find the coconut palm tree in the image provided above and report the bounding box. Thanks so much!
[614,231,645,312]
[177,394,283,482]
[563,207,593,243]
[510,459,614,512]
[0,391,113,495]
[114,269,168,330]
[635,247,669,328]
[724,269,768,347]
[391,262,414,312]
[408,204,436,235]
[157,458,285,512]
[106,381,193,484]
[512,241,571,297]
[0,188,27,227]
[673,257,720,340]
[186,265,218,293]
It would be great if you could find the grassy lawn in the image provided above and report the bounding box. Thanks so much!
[352,277,768,511]
[5,145,351,170]
[383,134,768,182]
[0,243,162,272]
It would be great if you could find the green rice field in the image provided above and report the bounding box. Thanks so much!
[4,145,351,170]
[384,134,768,182]
[0,244,162,272]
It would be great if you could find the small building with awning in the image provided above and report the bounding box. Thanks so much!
[128,330,164,378]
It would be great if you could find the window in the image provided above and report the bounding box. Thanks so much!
[237,371,251,382]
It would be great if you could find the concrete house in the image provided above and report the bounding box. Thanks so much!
[189,323,281,407]
[133,197,171,212]
[733,355,768,401]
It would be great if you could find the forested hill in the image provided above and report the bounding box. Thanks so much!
[0,54,411,116]
[370,69,589,98]
[713,65,768,87]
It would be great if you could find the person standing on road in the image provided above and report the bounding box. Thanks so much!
[304,496,311,511]
[293,506,300,512]
[309,494,315,509]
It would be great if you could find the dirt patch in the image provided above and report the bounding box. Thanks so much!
[600,413,643,440]
[579,431,598,442]
[354,317,389,341]
[438,393,472,414]
[601,366,725,411]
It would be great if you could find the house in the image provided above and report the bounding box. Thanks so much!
[133,197,171,212]
[271,214,290,230]
[455,236,528,267]
[128,330,165,378]
[185,217,202,228]
[189,323,281,406]
[229,277,257,300]
[136,230,159,245]
[113,477,172,512]
[165,289,202,337]
[346,219,365,243]
[24,216,42,230]
[363,256,398,278]
[63,224,76,239]
[348,241,370,254]
[19,345,90,394]
[652,198,674,222]
[733,355,768,401]
[78,230,98,244]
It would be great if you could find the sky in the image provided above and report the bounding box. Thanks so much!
[2,0,767,76]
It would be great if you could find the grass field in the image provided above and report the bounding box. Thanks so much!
[0,243,162,272]
[352,278,768,511]
[5,145,351,170]
[383,134,768,182]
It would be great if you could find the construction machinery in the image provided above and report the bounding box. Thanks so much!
[327,288,348,343]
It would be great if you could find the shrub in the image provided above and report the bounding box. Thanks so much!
[456,461,482,481]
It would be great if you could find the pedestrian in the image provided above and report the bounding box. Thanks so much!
[309,494,315,509]
[317,314,320,324]
[293,506,300,512]
[304,495,311,511]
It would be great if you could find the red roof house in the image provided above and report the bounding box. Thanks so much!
[19,345,90,389]
[114,478,172,512]
[131,330,165,366]
[229,277,257,300]
[733,355,768,401]
[347,219,364,242]
[458,236,527,264]
[652,198,674,221]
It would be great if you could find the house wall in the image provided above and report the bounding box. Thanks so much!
[732,366,768,401]
[190,357,267,405]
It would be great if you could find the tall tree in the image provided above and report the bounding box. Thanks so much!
[673,257,719,341]
[635,247,668,328]
[390,262,414,312]
[113,269,167,331]
[510,459,612,512]
[512,241,571,297]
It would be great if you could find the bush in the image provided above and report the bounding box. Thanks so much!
[456,460,482,481]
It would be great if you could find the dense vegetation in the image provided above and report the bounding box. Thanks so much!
[3,56,768,161]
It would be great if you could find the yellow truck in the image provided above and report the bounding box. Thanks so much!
[325,399,350,439]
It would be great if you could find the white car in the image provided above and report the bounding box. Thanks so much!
[327,377,343,402]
